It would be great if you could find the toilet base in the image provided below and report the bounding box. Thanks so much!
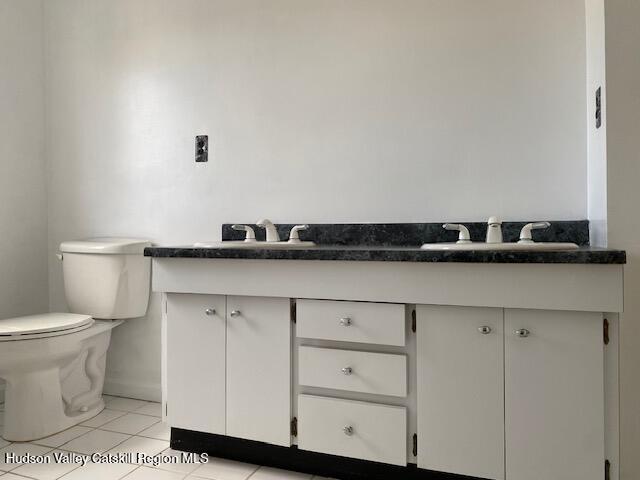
[3,370,106,442]
[3,398,105,442]
[0,320,120,442]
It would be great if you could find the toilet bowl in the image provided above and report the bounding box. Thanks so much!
[0,238,151,442]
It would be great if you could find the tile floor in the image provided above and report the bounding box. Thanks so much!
[0,396,330,480]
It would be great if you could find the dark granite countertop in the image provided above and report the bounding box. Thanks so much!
[145,221,626,264]
[144,245,625,264]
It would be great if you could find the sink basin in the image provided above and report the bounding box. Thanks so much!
[194,241,317,249]
[420,242,579,251]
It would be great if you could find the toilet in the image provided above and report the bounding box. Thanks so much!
[0,238,151,442]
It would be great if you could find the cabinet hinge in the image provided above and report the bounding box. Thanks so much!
[411,310,417,333]
[291,301,297,324]
[605,459,610,480]
[412,433,418,456]
[291,417,298,437]
[165,403,168,417]
[604,318,610,345]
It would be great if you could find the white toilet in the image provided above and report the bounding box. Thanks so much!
[0,238,151,442]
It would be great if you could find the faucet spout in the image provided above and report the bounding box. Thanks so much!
[485,216,503,244]
[256,219,280,242]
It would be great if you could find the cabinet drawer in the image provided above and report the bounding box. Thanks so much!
[296,299,405,346]
[299,346,407,397]
[298,395,407,466]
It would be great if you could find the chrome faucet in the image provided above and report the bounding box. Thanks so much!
[256,219,280,242]
[485,216,503,244]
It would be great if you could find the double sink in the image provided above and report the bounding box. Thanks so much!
[195,218,579,252]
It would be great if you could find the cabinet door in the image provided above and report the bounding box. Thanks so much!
[505,309,604,480]
[166,294,226,434]
[416,305,504,480]
[226,296,291,446]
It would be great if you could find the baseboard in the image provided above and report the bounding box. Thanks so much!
[103,377,161,402]
[0,378,160,404]
[171,428,480,480]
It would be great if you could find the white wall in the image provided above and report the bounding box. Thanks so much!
[44,0,588,400]
[586,0,607,247]
[604,2,640,479]
[0,0,48,319]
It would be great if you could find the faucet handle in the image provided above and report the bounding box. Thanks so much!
[518,222,551,243]
[443,223,472,244]
[231,224,256,242]
[288,225,309,243]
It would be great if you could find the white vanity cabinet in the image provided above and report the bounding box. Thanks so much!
[416,305,505,480]
[154,257,622,480]
[504,309,604,480]
[226,295,291,446]
[165,294,291,447]
[417,305,605,480]
[166,294,226,435]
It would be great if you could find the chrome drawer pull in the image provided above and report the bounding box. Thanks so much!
[339,317,352,326]
[343,425,354,436]
[205,308,216,316]
[341,367,353,376]
[230,310,241,318]
[478,326,492,334]
[514,328,530,338]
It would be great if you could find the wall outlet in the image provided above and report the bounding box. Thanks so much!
[195,135,208,162]
[595,87,602,129]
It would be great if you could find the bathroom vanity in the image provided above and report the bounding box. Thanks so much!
[147,222,625,480]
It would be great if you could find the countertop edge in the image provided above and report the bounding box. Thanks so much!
[144,247,626,265]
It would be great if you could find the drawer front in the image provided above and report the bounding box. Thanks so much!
[299,346,407,397]
[298,395,407,466]
[296,299,405,346]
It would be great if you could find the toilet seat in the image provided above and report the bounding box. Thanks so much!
[0,312,94,341]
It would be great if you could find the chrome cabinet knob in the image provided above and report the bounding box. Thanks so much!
[339,317,352,326]
[230,310,241,318]
[343,425,354,436]
[205,308,216,316]
[341,367,353,376]
[514,328,530,338]
[478,326,492,334]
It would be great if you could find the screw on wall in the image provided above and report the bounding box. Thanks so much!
[195,135,208,162]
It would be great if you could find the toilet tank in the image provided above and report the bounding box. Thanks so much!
[59,238,152,320]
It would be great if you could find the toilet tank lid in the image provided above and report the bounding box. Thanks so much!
[60,237,151,254]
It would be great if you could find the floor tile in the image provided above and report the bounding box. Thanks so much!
[102,395,117,404]
[105,398,149,413]
[0,411,4,425]
[32,426,93,448]
[0,438,9,449]
[61,429,130,455]
[80,408,127,428]
[122,466,183,480]
[138,422,170,441]
[251,466,312,479]
[58,461,138,480]
[100,413,159,435]
[11,450,81,480]
[3,474,38,479]
[0,443,52,471]
[133,403,162,417]
[191,456,258,480]
[154,448,204,475]
[107,436,169,463]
